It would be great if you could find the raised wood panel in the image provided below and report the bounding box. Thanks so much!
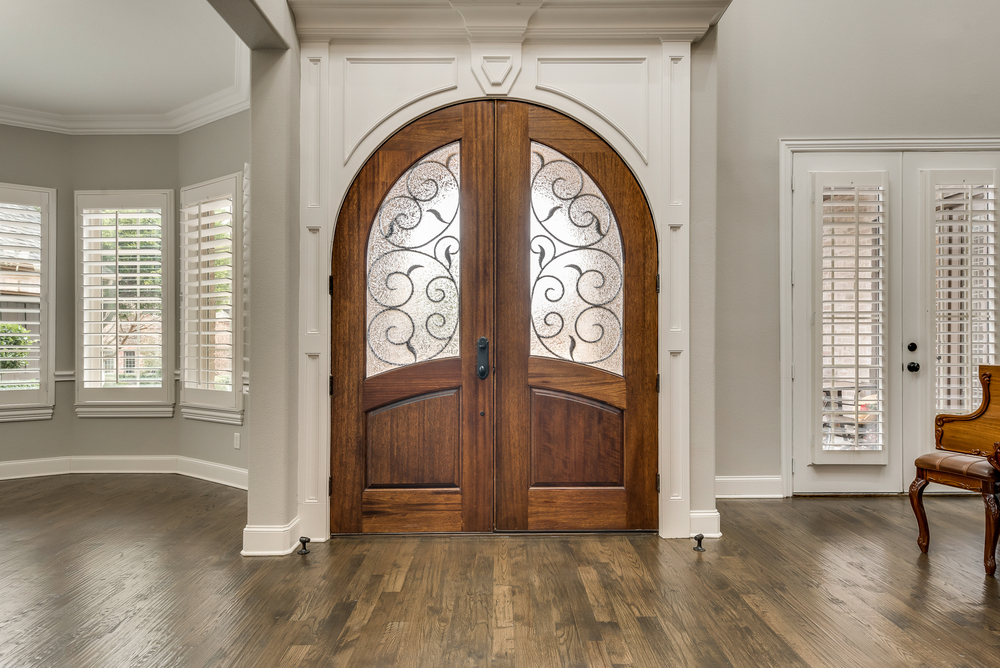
[362,489,463,532]
[362,358,462,412]
[528,357,626,409]
[527,488,627,530]
[530,389,623,487]
[366,390,461,488]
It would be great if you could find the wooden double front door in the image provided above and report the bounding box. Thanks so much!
[330,101,657,533]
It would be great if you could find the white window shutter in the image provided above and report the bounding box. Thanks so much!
[926,169,997,414]
[75,190,174,417]
[179,174,244,424]
[0,183,55,421]
[812,171,888,464]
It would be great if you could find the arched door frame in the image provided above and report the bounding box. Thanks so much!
[294,39,703,544]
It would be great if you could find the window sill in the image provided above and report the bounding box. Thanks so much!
[75,405,175,418]
[180,405,244,425]
[0,406,55,423]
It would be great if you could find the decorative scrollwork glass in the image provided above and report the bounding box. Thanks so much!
[366,142,461,377]
[530,142,624,375]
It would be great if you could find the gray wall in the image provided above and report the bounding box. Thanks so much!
[713,0,1000,477]
[0,112,249,470]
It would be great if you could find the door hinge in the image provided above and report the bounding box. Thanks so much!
[329,375,334,395]
[655,374,660,393]
[656,473,660,493]
[656,274,660,293]
[790,364,794,381]
[328,476,333,496]
[329,275,334,296]
[791,458,795,474]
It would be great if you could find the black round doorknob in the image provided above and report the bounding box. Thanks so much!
[907,362,920,372]
[907,342,917,352]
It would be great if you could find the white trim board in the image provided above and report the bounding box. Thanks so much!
[242,516,304,557]
[778,137,1000,498]
[716,475,784,499]
[690,510,721,538]
[0,455,247,490]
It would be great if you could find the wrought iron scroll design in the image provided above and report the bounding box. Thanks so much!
[366,142,461,377]
[529,142,624,375]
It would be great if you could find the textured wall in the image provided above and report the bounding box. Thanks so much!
[714,0,1000,477]
[0,114,249,469]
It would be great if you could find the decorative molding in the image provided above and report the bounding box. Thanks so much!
[242,516,302,556]
[0,407,54,423]
[0,455,248,490]
[536,57,649,163]
[0,41,250,136]
[289,1,730,43]
[54,371,75,382]
[471,45,521,95]
[75,405,176,419]
[342,57,458,162]
[715,476,784,499]
[690,509,721,538]
[180,405,244,425]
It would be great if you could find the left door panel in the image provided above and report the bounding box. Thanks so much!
[331,103,495,533]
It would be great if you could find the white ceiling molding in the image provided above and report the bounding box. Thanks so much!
[290,0,731,43]
[0,41,250,136]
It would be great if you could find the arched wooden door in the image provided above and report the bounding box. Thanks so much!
[330,101,657,533]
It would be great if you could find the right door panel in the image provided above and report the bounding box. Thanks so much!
[494,102,658,531]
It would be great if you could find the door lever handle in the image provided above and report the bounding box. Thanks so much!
[477,337,490,379]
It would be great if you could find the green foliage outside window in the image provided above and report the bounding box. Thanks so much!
[0,323,32,370]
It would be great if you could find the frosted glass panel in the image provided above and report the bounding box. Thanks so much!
[935,182,996,413]
[820,185,885,451]
[366,142,461,377]
[529,142,624,375]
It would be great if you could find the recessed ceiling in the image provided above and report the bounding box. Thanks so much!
[0,0,249,134]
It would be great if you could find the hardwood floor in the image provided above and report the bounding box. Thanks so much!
[2,474,999,667]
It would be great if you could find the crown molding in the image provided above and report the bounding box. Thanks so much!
[0,42,250,136]
[289,0,730,43]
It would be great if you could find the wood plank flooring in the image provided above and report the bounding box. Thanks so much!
[2,474,1000,667]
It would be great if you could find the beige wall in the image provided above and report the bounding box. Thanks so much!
[713,0,1000,477]
[0,112,250,469]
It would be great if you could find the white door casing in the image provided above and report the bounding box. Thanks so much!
[295,38,699,541]
[784,143,1000,495]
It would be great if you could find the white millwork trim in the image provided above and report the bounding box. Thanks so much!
[75,405,176,418]
[0,455,247,489]
[689,510,721,538]
[54,371,75,382]
[242,516,302,557]
[779,137,1000,499]
[715,475,784,499]
[0,42,250,136]
[180,406,244,425]
[0,407,54,422]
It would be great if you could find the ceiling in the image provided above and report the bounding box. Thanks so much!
[0,0,249,134]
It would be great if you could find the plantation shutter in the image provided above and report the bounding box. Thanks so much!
[812,171,889,465]
[925,169,997,415]
[76,191,174,417]
[0,183,55,419]
[179,174,243,423]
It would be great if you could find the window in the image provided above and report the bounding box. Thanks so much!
[75,190,174,417]
[0,182,56,421]
[179,174,244,424]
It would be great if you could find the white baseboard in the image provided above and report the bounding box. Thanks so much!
[242,516,302,556]
[716,475,785,498]
[0,455,247,490]
[690,509,722,538]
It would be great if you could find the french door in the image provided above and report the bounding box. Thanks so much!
[330,101,658,532]
[791,151,1000,493]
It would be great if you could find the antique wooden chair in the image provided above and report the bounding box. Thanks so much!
[910,366,1000,575]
